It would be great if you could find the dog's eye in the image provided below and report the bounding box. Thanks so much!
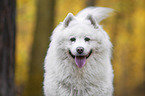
[84,37,90,41]
[70,37,76,42]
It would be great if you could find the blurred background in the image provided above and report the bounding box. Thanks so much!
[15,0,145,96]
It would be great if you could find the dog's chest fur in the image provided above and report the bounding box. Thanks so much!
[55,61,112,96]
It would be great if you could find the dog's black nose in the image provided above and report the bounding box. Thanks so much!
[77,47,84,54]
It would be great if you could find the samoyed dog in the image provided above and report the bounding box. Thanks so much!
[44,7,114,96]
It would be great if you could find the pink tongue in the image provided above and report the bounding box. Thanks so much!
[75,56,86,68]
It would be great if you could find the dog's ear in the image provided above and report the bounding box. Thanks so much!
[63,13,74,27]
[86,15,98,29]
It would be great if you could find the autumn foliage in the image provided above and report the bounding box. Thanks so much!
[15,0,145,96]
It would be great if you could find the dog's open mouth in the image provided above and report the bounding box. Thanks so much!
[69,50,92,68]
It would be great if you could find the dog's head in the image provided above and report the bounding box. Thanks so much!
[52,13,112,68]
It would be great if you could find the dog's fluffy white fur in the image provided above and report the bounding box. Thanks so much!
[43,7,114,96]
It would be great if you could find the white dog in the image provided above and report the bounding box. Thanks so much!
[43,7,114,96]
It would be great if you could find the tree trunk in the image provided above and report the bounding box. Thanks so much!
[85,0,96,6]
[0,0,16,96]
[24,0,55,96]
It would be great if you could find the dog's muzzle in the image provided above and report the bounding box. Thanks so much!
[69,48,92,68]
